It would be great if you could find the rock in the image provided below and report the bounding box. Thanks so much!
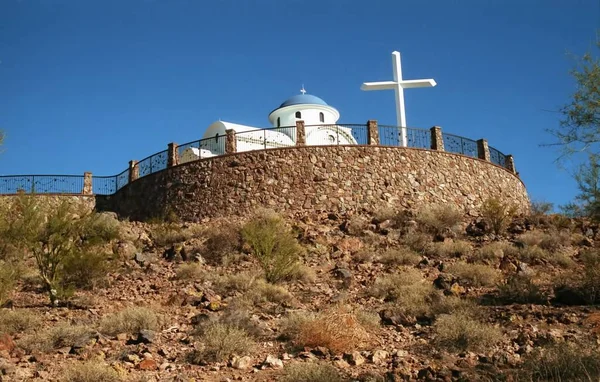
[191,313,211,326]
[0,334,15,353]
[370,349,389,365]
[57,346,72,355]
[499,257,518,273]
[231,355,253,370]
[333,265,353,289]
[311,347,330,357]
[138,329,157,344]
[449,282,466,296]
[335,237,363,254]
[263,354,283,369]
[517,262,534,275]
[333,358,350,368]
[344,351,365,366]
[116,333,128,341]
[380,309,416,326]
[433,273,456,292]
[138,359,158,371]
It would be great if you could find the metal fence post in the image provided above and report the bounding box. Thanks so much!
[83,172,93,195]
[296,120,306,146]
[129,160,139,183]
[477,139,491,161]
[168,142,179,167]
[430,126,445,151]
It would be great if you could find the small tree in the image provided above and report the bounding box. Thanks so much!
[1,196,119,305]
[560,153,600,219]
[480,197,518,235]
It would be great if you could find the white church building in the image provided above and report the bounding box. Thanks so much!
[179,90,358,163]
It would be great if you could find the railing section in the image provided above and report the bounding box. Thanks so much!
[235,126,296,150]
[0,175,85,194]
[136,150,168,178]
[92,176,117,195]
[489,146,507,168]
[442,133,478,158]
[115,168,129,191]
[303,124,368,146]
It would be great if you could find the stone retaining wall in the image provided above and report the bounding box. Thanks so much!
[97,145,529,222]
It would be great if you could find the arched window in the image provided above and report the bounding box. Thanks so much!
[215,133,219,141]
[295,111,301,119]
[319,112,325,123]
[277,117,281,127]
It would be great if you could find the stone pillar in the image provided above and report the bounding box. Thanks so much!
[129,160,139,183]
[168,142,179,167]
[505,154,517,174]
[82,172,93,195]
[430,126,444,151]
[225,129,237,154]
[367,120,379,145]
[477,139,490,161]
[296,120,306,146]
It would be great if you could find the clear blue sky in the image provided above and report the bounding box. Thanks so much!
[1,0,599,207]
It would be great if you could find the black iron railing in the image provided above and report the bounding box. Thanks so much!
[0,124,513,196]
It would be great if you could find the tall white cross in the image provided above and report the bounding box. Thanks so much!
[361,51,436,147]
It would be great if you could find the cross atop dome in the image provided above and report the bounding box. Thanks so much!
[300,85,307,95]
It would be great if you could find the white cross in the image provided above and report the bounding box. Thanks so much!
[300,85,307,95]
[361,51,436,147]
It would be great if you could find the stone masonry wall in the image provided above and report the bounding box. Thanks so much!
[98,146,529,222]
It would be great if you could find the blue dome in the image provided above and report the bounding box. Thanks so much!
[279,94,328,108]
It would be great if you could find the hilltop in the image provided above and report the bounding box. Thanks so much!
[1,201,600,381]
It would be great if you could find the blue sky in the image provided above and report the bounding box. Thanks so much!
[0,0,598,207]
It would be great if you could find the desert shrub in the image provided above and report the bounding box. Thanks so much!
[378,247,421,266]
[61,250,115,290]
[530,201,554,216]
[203,222,242,264]
[241,210,303,283]
[150,222,192,247]
[20,323,95,353]
[213,301,267,338]
[518,246,574,268]
[446,262,499,287]
[415,205,463,237]
[98,306,159,336]
[282,305,371,354]
[0,260,21,306]
[175,263,204,281]
[434,312,501,352]
[0,196,119,305]
[211,271,260,296]
[245,279,293,305]
[402,231,433,254]
[554,250,600,305]
[426,240,472,258]
[497,274,546,304]
[480,197,518,235]
[62,361,121,382]
[345,215,369,236]
[286,264,317,283]
[368,269,442,318]
[517,342,600,381]
[472,241,518,264]
[189,323,255,363]
[0,309,41,335]
[280,362,345,382]
[517,231,565,252]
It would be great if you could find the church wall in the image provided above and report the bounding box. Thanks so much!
[100,145,529,222]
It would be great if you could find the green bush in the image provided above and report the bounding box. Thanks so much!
[0,260,21,306]
[280,362,345,382]
[497,274,546,304]
[241,210,303,283]
[554,250,600,305]
[480,197,518,235]
[0,196,119,305]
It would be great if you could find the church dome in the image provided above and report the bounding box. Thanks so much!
[278,94,328,108]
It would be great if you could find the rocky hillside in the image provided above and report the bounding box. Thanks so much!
[1,204,600,381]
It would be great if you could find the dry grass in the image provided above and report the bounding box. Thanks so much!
[434,312,502,352]
[175,263,204,281]
[280,362,345,382]
[517,343,600,381]
[378,247,421,266]
[472,241,518,264]
[426,240,472,258]
[446,262,500,287]
[62,361,121,382]
[415,205,464,237]
[554,250,600,305]
[517,230,567,252]
[150,222,203,247]
[98,306,159,336]
[202,221,242,264]
[19,323,94,353]
[402,231,433,254]
[518,246,574,268]
[480,197,518,235]
[189,323,255,363]
[0,309,41,335]
[210,271,261,296]
[244,279,293,305]
[0,260,21,306]
[282,305,372,354]
[497,274,546,304]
